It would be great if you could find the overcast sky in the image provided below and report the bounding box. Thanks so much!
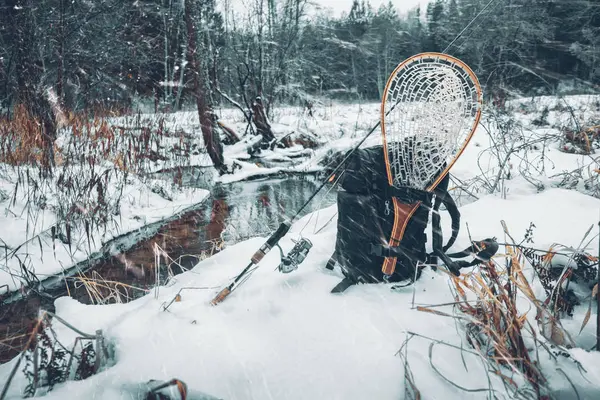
[313,0,431,16]
[224,0,432,20]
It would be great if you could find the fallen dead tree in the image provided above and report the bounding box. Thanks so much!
[251,97,276,144]
[216,64,322,153]
[216,119,240,145]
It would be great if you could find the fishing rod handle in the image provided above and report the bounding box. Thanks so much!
[210,286,231,306]
[251,221,291,264]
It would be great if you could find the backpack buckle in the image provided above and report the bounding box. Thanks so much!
[370,243,384,257]
[370,244,400,258]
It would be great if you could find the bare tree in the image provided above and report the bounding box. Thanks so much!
[184,0,228,175]
[6,0,58,176]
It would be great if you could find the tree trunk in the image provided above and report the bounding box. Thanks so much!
[184,0,227,175]
[257,0,265,97]
[163,12,171,105]
[174,41,187,111]
[8,0,57,177]
[56,0,65,103]
[251,97,276,145]
[216,120,240,145]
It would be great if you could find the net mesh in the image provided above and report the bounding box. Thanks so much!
[382,54,481,190]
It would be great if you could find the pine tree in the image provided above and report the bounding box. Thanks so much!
[426,0,445,51]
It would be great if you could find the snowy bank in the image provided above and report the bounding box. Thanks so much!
[1,188,599,399]
[0,170,209,295]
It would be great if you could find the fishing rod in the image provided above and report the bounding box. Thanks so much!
[211,54,465,305]
[209,0,499,306]
[210,119,384,305]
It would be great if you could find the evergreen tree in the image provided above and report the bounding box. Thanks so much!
[426,0,445,51]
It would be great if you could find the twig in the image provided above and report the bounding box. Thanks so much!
[402,331,480,356]
[414,300,493,308]
[0,313,47,400]
[44,311,98,339]
[161,286,220,312]
[397,332,421,400]
[428,342,497,395]
[556,368,581,400]
[449,174,480,200]
[215,87,253,127]
[597,218,600,352]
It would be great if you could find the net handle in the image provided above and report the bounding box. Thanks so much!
[380,52,483,191]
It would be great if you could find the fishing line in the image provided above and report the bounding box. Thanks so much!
[442,0,499,54]
[314,212,337,235]
[210,0,499,305]
[297,0,502,238]
[444,0,501,57]
[297,169,346,237]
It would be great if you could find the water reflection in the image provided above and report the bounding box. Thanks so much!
[218,176,337,243]
[0,174,337,363]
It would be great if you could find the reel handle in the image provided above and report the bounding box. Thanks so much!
[251,221,291,263]
[211,221,291,306]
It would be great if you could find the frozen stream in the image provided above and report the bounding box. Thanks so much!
[0,171,337,363]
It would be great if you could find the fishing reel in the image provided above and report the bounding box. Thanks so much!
[277,238,313,274]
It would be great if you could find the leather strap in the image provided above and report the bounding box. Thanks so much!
[381,199,421,276]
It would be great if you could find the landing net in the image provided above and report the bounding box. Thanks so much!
[381,53,482,190]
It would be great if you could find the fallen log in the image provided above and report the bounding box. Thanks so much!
[216,120,240,145]
[273,129,321,150]
[251,97,275,144]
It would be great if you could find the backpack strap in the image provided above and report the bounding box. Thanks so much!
[325,252,337,270]
[372,174,498,278]
[445,238,499,269]
[430,179,462,274]
[433,184,460,252]
[431,195,462,276]
[431,188,499,275]
[373,237,499,276]
[385,186,431,204]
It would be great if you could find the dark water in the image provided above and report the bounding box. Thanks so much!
[0,173,338,363]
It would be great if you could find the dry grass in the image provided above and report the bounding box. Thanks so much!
[0,105,49,166]
[561,123,599,155]
[447,256,548,394]
[416,235,591,398]
[0,103,205,291]
[0,310,111,400]
[417,271,546,397]
[419,221,600,398]
[69,271,149,305]
[0,104,197,178]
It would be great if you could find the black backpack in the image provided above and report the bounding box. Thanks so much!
[325,144,496,293]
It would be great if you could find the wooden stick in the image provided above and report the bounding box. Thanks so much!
[596,219,600,351]
[0,313,47,400]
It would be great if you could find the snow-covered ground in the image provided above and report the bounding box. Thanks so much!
[108,101,386,182]
[109,95,599,193]
[1,187,598,399]
[1,94,600,399]
[0,168,209,294]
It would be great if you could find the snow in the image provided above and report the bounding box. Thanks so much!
[111,95,598,194]
[1,186,599,399]
[1,94,600,399]
[1,100,379,296]
[107,102,385,181]
[0,168,209,295]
